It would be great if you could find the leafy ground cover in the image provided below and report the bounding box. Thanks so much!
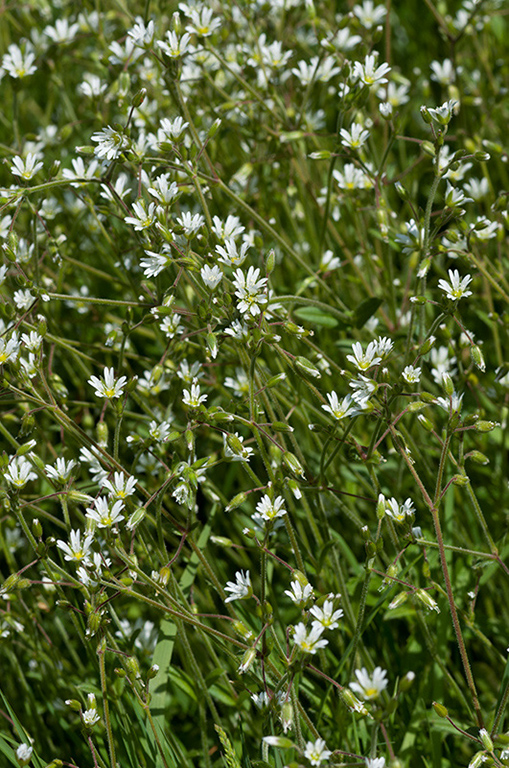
[0,1,508,767]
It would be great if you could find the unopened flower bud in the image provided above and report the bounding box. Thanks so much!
[376,493,386,519]
[238,647,256,674]
[441,372,454,397]
[225,492,247,512]
[388,592,408,609]
[474,421,498,432]
[294,356,321,378]
[468,752,488,768]
[415,588,440,612]
[432,701,448,718]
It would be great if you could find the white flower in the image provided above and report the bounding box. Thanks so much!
[127,17,155,48]
[462,178,489,201]
[384,497,414,523]
[319,250,341,271]
[13,289,35,310]
[430,58,455,85]
[4,456,37,488]
[304,738,332,766]
[366,758,386,768]
[184,5,221,37]
[182,381,207,407]
[436,391,463,414]
[141,246,172,278]
[82,708,101,726]
[333,163,372,190]
[444,182,472,208]
[102,472,137,499]
[45,458,77,483]
[427,100,457,125]
[44,18,80,44]
[224,570,252,603]
[284,580,313,606]
[0,334,20,364]
[438,269,473,301]
[212,215,244,241]
[472,216,501,241]
[347,341,382,371]
[321,392,358,420]
[352,1,387,28]
[251,691,270,709]
[310,600,344,630]
[88,367,128,399]
[91,126,129,160]
[293,622,328,654]
[56,529,94,564]
[11,153,43,180]
[86,496,125,529]
[232,266,268,316]
[2,43,36,78]
[340,123,370,149]
[201,264,223,289]
[177,211,205,238]
[158,116,189,142]
[224,368,249,397]
[349,375,377,408]
[124,200,158,230]
[15,743,33,765]
[255,494,286,521]
[402,365,421,384]
[148,420,172,442]
[350,667,388,700]
[148,175,179,205]
[160,314,184,338]
[353,54,391,86]
[216,239,250,267]
[157,30,192,58]
[78,73,107,98]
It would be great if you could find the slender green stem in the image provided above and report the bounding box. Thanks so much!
[98,639,117,768]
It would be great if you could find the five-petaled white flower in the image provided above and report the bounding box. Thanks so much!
[157,30,192,58]
[284,579,314,606]
[366,758,386,768]
[4,456,37,488]
[86,496,125,529]
[182,381,208,407]
[255,494,286,521]
[102,471,137,499]
[224,570,252,603]
[232,267,268,316]
[304,738,332,766]
[353,54,391,86]
[347,341,382,371]
[45,458,77,484]
[0,334,20,364]
[293,622,328,654]
[124,200,158,230]
[56,529,94,564]
[88,367,128,399]
[402,365,421,384]
[322,392,358,420]
[91,126,129,160]
[310,600,344,630]
[82,708,101,726]
[350,666,388,700]
[340,123,370,149]
[384,496,415,523]
[2,44,36,78]
[438,269,473,301]
[201,264,223,289]
[11,153,43,181]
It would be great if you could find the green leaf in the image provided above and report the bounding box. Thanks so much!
[293,307,338,327]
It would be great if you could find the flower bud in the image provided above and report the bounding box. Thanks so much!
[468,752,488,768]
[147,664,159,680]
[415,588,440,612]
[441,372,454,397]
[262,736,295,749]
[308,150,333,160]
[420,106,433,124]
[294,356,321,378]
[388,592,408,610]
[132,88,147,107]
[126,507,146,530]
[478,729,494,752]
[238,648,256,674]
[225,492,247,512]
[432,701,448,718]
[421,141,436,157]
[474,421,498,432]
[282,452,305,478]
[465,451,489,465]
[470,345,485,372]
